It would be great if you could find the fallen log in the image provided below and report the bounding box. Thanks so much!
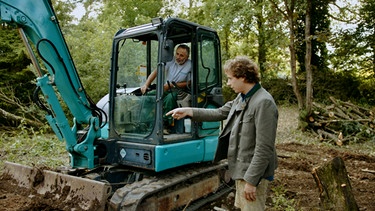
[311,157,359,211]
[317,129,337,140]
[319,119,372,124]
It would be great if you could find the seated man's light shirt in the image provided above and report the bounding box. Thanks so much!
[165,59,192,83]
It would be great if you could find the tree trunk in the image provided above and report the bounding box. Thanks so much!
[256,0,267,74]
[269,0,303,109]
[288,9,303,110]
[311,157,359,211]
[305,0,313,115]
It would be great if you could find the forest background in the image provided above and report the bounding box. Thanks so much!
[0,0,374,134]
[0,0,375,209]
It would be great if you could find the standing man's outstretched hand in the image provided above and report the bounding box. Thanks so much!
[166,108,193,120]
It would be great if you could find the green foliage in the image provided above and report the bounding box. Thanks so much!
[298,108,310,131]
[330,0,374,79]
[217,61,370,108]
[222,84,236,103]
[0,27,36,122]
[358,78,375,105]
[63,22,112,102]
[1,0,374,130]
[52,0,75,27]
[312,71,365,104]
[99,0,163,27]
[262,78,297,105]
[183,0,288,75]
[270,185,296,210]
[223,77,297,106]
[61,0,166,102]
[356,0,375,75]
[0,28,34,96]
[296,0,330,74]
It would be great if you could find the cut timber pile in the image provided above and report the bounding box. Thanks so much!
[306,96,375,145]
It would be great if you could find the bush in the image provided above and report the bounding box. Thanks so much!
[262,78,297,105]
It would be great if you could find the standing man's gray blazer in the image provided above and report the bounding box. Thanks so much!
[191,86,278,186]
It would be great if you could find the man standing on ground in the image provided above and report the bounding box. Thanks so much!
[167,56,278,210]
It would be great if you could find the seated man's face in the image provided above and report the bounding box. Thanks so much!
[175,47,189,65]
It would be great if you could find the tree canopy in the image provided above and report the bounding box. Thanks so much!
[0,0,374,127]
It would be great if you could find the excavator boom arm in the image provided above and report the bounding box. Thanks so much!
[0,0,101,168]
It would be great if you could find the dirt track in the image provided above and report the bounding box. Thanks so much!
[1,106,374,210]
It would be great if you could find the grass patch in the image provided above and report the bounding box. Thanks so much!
[0,123,68,173]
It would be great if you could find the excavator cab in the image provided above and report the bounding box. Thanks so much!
[96,18,224,172]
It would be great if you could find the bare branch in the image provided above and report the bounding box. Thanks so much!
[0,107,44,128]
[329,1,360,24]
[0,86,43,124]
[269,0,287,19]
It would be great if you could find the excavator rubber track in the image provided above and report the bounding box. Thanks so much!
[109,161,231,210]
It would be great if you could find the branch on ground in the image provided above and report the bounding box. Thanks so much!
[0,107,44,128]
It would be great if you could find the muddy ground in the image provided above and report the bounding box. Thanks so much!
[1,106,374,210]
[199,142,375,211]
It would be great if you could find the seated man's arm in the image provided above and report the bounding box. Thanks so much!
[141,70,157,94]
